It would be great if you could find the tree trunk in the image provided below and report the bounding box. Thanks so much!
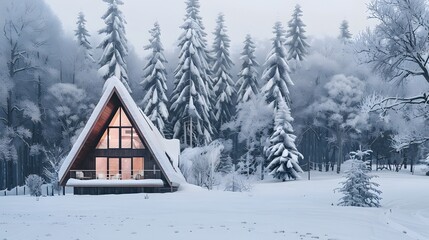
[183,121,187,146]
[337,131,343,174]
[189,117,193,147]
[5,90,13,189]
[2,162,6,190]
[246,138,250,178]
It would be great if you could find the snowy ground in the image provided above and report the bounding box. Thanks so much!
[1,167,428,240]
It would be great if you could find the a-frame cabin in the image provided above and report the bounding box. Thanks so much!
[59,77,185,195]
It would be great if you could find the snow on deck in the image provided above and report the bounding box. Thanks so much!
[66,179,164,187]
[1,170,428,240]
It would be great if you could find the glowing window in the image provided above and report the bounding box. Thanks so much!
[122,158,132,180]
[109,158,120,179]
[133,157,144,178]
[109,108,120,126]
[121,128,132,148]
[96,107,145,149]
[121,109,132,126]
[132,129,145,149]
[108,128,120,148]
[96,157,107,179]
[96,131,108,149]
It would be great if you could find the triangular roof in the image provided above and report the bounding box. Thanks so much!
[59,77,185,187]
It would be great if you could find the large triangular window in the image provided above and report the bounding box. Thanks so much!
[96,107,145,149]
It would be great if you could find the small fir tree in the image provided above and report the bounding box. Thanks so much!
[336,159,382,207]
[97,0,131,92]
[141,22,169,135]
[211,13,235,130]
[236,34,260,103]
[285,5,310,61]
[265,99,303,181]
[215,139,233,174]
[261,22,294,109]
[74,12,94,62]
[217,155,233,174]
[339,20,352,43]
[170,0,214,146]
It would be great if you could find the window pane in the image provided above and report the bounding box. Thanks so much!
[96,157,107,179]
[122,158,132,180]
[96,130,108,149]
[109,158,120,179]
[109,108,120,126]
[132,129,145,149]
[133,157,144,179]
[120,108,132,126]
[108,128,120,148]
[121,128,132,148]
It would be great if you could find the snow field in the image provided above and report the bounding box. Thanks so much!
[1,170,428,240]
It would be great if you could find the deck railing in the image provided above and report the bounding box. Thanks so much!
[69,170,162,180]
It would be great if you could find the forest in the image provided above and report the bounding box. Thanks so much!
[1,0,428,191]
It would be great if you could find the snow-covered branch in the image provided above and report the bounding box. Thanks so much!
[364,93,429,114]
[391,132,429,151]
[359,0,429,84]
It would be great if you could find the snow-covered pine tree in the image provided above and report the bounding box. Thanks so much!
[74,12,94,62]
[97,0,131,92]
[261,22,294,109]
[265,98,303,181]
[141,22,169,135]
[211,13,235,130]
[285,4,309,61]
[339,20,352,43]
[170,0,214,146]
[236,34,260,103]
[336,159,382,207]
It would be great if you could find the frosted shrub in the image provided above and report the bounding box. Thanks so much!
[336,160,382,207]
[179,140,224,189]
[25,174,44,197]
[424,155,429,176]
[223,171,253,192]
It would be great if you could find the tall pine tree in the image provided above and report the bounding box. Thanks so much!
[141,22,169,135]
[236,34,259,103]
[74,12,94,62]
[261,22,294,109]
[97,0,131,92]
[211,13,235,130]
[339,20,352,43]
[265,98,303,181]
[170,0,214,146]
[285,5,309,61]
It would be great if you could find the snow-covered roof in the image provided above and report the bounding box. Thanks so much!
[59,77,185,187]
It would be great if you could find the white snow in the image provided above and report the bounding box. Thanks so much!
[66,179,164,187]
[1,170,428,240]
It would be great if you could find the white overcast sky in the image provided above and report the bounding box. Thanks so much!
[45,0,374,57]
